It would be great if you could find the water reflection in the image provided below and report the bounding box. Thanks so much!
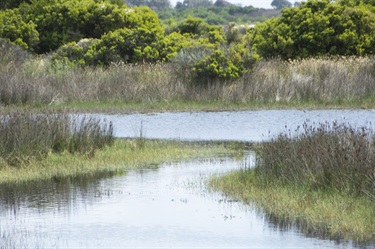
[0,174,116,217]
[93,109,375,142]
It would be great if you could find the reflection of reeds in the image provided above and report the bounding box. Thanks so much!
[0,111,114,167]
[1,55,374,106]
[255,122,375,199]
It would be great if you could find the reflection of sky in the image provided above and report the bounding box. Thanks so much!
[97,109,375,142]
[169,0,274,8]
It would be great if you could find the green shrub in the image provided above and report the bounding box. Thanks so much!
[0,9,39,51]
[254,0,375,59]
[193,49,243,79]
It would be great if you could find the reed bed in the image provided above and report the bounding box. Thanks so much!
[0,111,114,167]
[1,53,374,107]
[239,57,375,103]
[254,122,375,199]
[210,122,375,242]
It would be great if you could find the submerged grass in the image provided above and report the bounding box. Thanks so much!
[0,139,229,185]
[210,122,375,242]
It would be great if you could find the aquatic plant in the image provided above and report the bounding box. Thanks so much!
[254,121,375,199]
[0,111,114,167]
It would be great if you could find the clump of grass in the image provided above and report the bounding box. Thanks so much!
[0,111,114,167]
[236,56,375,103]
[210,122,375,242]
[254,121,375,199]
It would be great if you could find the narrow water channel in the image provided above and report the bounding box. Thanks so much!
[1,110,374,248]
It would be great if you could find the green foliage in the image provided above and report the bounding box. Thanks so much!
[52,39,98,66]
[0,0,269,79]
[159,32,191,61]
[254,0,375,59]
[158,4,280,26]
[125,0,171,11]
[86,26,162,65]
[271,0,292,10]
[175,0,213,9]
[173,16,210,35]
[165,16,259,81]
[0,0,31,10]
[339,0,375,6]
[13,0,163,54]
[193,49,243,79]
[0,9,39,50]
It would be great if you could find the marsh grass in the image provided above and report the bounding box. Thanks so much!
[255,122,375,198]
[0,111,114,167]
[210,169,375,242]
[0,139,229,185]
[1,52,375,109]
[210,122,375,242]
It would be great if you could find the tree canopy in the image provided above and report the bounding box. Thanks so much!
[253,0,375,59]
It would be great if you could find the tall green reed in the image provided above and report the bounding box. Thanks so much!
[0,111,114,166]
[254,122,375,199]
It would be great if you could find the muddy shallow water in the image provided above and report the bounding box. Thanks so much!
[1,110,374,248]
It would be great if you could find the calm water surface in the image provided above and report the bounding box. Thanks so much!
[97,109,375,141]
[1,110,374,248]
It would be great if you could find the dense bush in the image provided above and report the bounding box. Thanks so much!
[0,9,39,50]
[14,0,163,54]
[254,0,375,59]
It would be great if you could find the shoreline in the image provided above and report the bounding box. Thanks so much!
[210,169,375,244]
[1,100,375,115]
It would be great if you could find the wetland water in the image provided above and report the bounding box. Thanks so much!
[1,110,375,248]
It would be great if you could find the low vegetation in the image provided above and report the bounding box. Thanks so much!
[0,136,229,185]
[211,122,375,242]
[1,50,374,110]
[0,111,114,167]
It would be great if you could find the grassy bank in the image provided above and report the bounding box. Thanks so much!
[210,122,375,242]
[1,54,375,112]
[211,170,375,242]
[0,139,229,185]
